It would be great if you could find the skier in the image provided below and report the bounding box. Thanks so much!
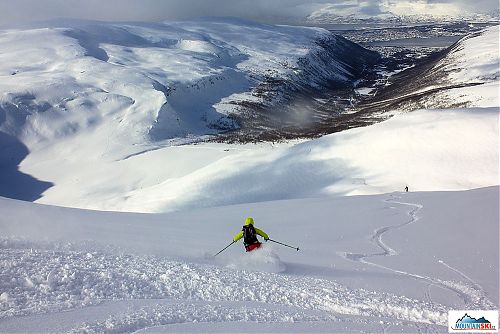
[233,217,269,252]
[405,186,409,192]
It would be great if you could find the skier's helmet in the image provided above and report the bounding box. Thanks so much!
[245,217,254,225]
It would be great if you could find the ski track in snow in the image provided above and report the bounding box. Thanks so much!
[69,302,337,334]
[0,238,448,332]
[341,194,495,310]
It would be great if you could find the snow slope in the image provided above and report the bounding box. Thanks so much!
[0,186,498,333]
[431,26,500,108]
[18,107,497,213]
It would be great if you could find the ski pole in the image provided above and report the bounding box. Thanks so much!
[268,239,299,251]
[214,240,236,257]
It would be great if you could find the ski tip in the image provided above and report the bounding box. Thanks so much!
[296,247,300,251]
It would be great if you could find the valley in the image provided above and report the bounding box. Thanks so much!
[221,21,498,142]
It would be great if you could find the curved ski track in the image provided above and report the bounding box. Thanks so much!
[342,194,495,311]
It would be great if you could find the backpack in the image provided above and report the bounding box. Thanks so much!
[242,224,258,245]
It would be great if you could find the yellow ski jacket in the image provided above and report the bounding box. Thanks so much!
[233,217,269,242]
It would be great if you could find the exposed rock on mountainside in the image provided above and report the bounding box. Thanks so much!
[224,34,380,142]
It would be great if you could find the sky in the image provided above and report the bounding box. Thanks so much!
[0,0,498,26]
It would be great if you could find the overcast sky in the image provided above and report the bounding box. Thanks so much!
[0,0,498,26]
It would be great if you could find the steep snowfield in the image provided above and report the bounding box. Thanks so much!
[0,186,498,332]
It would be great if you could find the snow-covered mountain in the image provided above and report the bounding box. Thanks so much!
[0,18,377,149]
[0,17,380,202]
[306,1,499,24]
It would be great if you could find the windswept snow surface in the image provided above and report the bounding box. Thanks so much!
[0,186,498,333]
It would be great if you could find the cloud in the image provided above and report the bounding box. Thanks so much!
[428,0,499,12]
[0,0,320,26]
[0,0,498,27]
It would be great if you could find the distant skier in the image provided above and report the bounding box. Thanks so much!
[233,217,269,252]
[405,186,409,192]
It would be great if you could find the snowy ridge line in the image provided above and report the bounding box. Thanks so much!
[342,195,496,310]
[0,240,447,325]
[363,82,484,110]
